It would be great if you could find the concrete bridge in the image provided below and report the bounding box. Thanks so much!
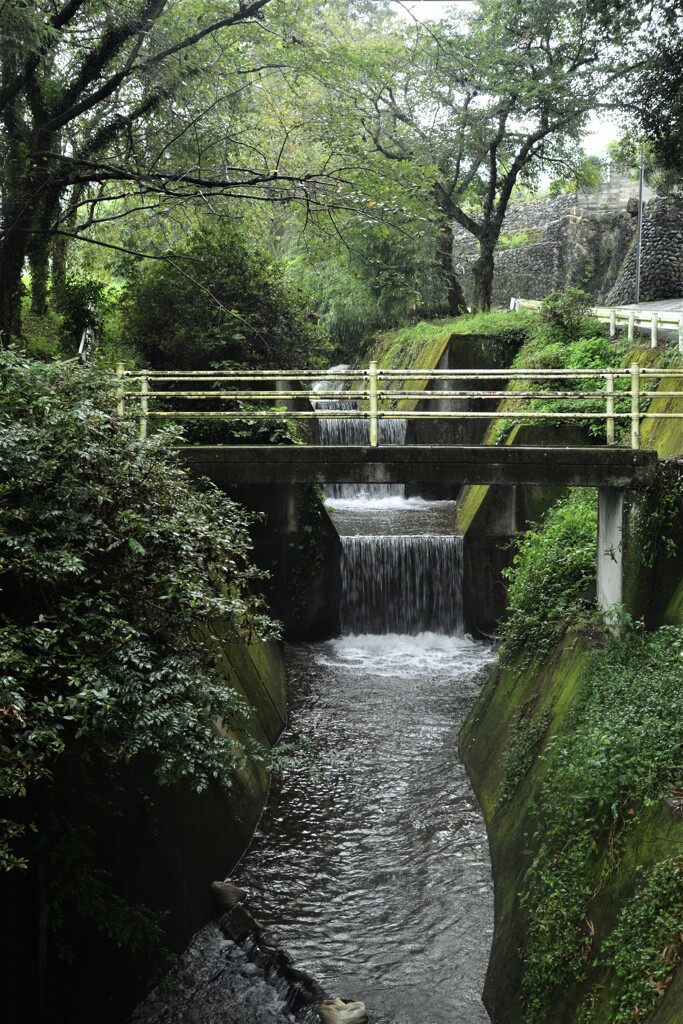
[116,364,678,623]
[178,443,656,489]
[179,443,658,621]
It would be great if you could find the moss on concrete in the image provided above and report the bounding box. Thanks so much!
[461,339,683,1024]
[462,633,683,1024]
[638,351,683,457]
[361,312,531,412]
[205,623,286,745]
[462,640,590,1024]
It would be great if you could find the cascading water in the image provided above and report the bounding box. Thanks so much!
[233,376,495,1022]
[312,366,406,500]
[132,368,495,1024]
[341,534,463,635]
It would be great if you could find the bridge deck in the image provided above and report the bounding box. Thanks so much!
[178,445,658,488]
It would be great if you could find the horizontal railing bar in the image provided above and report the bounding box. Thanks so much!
[145,409,633,420]
[124,388,634,402]
[147,410,368,419]
[120,368,683,384]
[515,298,683,324]
[377,390,621,400]
[122,369,368,379]
[638,369,683,377]
[124,390,327,400]
[124,368,634,381]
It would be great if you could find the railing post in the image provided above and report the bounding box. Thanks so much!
[139,376,149,439]
[627,311,635,343]
[651,312,658,349]
[509,296,516,311]
[368,360,379,447]
[606,372,615,445]
[116,362,125,418]
[678,314,683,355]
[609,309,617,337]
[630,361,641,450]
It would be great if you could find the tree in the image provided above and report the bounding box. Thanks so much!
[316,0,618,310]
[577,2,682,182]
[0,0,351,342]
[124,214,327,369]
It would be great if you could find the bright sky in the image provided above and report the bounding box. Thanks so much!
[388,0,621,156]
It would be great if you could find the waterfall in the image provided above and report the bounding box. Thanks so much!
[312,367,406,500]
[341,534,464,635]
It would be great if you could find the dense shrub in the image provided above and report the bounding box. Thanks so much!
[495,294,628,443]
[123,218,328,370]
[0,351,272,939]
[501,489,598,661]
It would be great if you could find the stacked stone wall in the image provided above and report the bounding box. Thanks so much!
[605,198,683,304]
[452,171,668,308]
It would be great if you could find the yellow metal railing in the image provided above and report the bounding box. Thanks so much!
[116,362,683,451]
[511,296,683,350]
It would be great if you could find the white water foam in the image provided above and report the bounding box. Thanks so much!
[311,632,494,678]
[325,496,455,510]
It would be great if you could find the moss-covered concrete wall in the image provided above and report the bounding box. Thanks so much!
[4,633,286,1024]
[461,633,683,1024]
[362,316,526,499]
[462,345,683,1024]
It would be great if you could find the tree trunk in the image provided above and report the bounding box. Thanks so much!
[51,235,68,306]
[471,243,496,311]
[0,235,28,343]
[28,233,50,317]
[437,227,468,316]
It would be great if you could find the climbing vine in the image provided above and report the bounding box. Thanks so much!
[519,627,683,1023]
[640,459,683,568]
[595,858,683,1023]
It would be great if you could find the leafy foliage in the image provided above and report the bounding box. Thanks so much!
[499,705,551,803]
[641,461,683,567]
[123,217,327,370]
[537,289,597,344]
[598,859,683,1022]
[599,3,683,182]
[501,490,598,663]
[520,627,683,1023]
[1,0,349,339]
[0,350,273,915]
[493,292,628,444]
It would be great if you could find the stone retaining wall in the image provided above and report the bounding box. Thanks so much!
[606,197,683,304]
[452,170,676,307]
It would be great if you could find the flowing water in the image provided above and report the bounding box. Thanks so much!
[133,379,496,1024]
[233,455,496,1021]
[236,629,494,1024]
[312,369,407,501]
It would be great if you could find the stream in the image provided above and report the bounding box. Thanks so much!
[132,394,496,1024]
[235,498,495,1024]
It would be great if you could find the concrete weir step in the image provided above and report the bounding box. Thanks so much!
[179,444,658,488]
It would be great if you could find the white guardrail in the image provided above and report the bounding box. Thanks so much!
[117,363,683,451]
[511,297,683,350]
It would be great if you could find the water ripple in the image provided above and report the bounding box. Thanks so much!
[235,637,495,1024]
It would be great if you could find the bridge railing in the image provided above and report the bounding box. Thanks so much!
[511,296,683,350]
[116,362,683,450]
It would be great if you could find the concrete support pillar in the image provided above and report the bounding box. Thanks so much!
[597,486,624,614]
